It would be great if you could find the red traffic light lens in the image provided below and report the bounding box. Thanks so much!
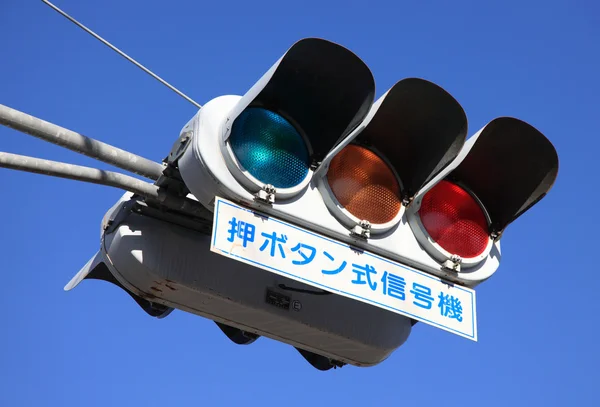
[418,180,489,258]
[327,144,402,224]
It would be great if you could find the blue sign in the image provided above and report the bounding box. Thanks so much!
[210,197,477,341]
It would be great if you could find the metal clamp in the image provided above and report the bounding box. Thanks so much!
[255,184,276,204]
[351,220,371,239]
[442,254,462,272]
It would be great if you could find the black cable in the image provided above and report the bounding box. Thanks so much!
[278,284,332,296]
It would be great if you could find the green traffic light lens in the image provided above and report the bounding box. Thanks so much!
[229,108,310,189]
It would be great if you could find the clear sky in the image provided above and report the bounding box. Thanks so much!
[1,0,598,405]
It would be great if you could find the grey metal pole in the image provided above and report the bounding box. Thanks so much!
[0,151,212,219]
[0,104,165,180]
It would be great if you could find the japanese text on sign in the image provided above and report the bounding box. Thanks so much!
[210,197,477,340]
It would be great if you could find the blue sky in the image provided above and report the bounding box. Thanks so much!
[1,0,598,405]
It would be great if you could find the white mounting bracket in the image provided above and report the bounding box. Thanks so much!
[351,220,371,239]
[442,254,463,272]
[255,184,276,204]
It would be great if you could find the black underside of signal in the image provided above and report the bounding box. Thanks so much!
[215,322,260,345]
[295,347,346,371]
[450,117,559,234]
[83,262,174,318]
[247,38,376,162]
[353,78,468,200]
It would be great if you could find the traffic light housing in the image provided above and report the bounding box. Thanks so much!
[60,37,558,370]
[176,45,559,288]
[0,0,561,371]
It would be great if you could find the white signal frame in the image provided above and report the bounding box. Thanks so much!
[179,95,502,287]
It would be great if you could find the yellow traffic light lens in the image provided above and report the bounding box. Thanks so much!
[327,144,401,224]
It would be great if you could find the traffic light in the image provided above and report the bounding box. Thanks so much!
[2,29,558,370]
[175,44,559,290]
[167,37,557,368]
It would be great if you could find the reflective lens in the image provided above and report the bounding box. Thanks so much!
[327,144,402,224]
[229,108,310,189]
[419,180,489,258]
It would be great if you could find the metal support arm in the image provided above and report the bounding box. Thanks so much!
[0,103,165,180]
[0,151,212,220]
